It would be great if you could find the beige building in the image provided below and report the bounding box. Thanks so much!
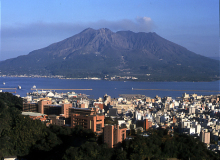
[103,124,126,148]
[200,129,210,144]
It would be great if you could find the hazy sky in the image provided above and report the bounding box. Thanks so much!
[0,0,219,60]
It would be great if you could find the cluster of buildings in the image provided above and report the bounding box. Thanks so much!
[0,74,65,78]
[0,75,139,81]
[104,75,138,80]
[22,90,220,151]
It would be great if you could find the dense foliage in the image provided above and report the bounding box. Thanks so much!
[0,93,219,160]
[121,129,218,160]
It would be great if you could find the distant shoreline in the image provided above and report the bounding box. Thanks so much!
[0,75,219,83]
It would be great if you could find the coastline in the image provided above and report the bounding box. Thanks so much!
[0,74,219,82]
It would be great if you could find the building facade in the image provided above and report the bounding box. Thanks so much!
[103,124,126,148]
[71,113,104,134]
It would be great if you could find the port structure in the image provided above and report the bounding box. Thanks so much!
[31,88,92,91]
[132,88,220,92]
[0,88,17,94]
[0,88,17,90]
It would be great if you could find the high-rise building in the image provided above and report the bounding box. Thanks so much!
[200,129,210,144]
[103,124,126,148]
[38,99,52,114]
[61,103,72,118]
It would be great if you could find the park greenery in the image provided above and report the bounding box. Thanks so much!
[0,92,219,159]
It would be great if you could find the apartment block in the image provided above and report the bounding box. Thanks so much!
[200,129,210,144]
[103,124,126,148]
[38,99,72,117]
[61,103,72,118]
[23,102,38,112]
[43,104,62,115]
[38,99,52,114]
[70,107,98,116]
[136,119,151,130]
[71,113,104,134]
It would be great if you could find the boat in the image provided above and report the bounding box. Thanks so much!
[33,85,36,89]
[3,82,5,85]
[18,85,21,89]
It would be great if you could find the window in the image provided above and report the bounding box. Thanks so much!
[96,124,101,131]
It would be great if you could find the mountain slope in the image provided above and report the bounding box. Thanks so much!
[0,28,219,81]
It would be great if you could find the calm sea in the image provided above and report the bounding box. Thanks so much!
[0,77,219,99]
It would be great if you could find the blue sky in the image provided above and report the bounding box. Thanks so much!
[0,0,219,60]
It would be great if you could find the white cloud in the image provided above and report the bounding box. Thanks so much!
[0,17,155,60]
[1,16,154,39]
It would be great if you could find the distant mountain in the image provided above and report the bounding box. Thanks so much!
[0,28,219,81]
[209,57,219,61]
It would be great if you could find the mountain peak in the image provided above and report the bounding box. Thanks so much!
[0,28,218,81]
[81,28,113,34]
[97,28,112,33]
[80,28,96,33]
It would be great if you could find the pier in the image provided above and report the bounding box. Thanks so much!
[0,88,17,90]
[132,88,220,92]
[31,88,93,91]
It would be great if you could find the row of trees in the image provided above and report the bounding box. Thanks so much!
[0,92,219,159]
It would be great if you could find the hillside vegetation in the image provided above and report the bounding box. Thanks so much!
[0,93,219,159]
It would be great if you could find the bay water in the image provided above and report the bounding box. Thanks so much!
[0,77,219,99]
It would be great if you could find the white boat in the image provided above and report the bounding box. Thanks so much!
[3,82,5,85]
[33,85,36,89]
[18,85,21,89]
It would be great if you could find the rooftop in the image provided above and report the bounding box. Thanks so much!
[22,112,46,117]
